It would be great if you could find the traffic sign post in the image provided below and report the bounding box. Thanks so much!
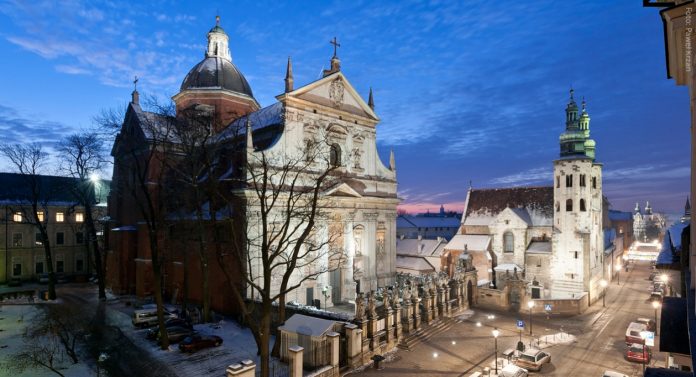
[517,320,525,342]
[544,304,553,312]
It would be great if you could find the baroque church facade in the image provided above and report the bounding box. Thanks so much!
[106,17,398,313]
[445,90,605,303]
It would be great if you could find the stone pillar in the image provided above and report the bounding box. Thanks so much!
[437,286,445,319]
[422,288,432,324]
[385,307,394,348]
[345,324,363,368]
[327,331,340,367]
[226,360,256,377]
[369,317,379,351]
[430,288,437,319]
[458,278,466,310]
[402,299,413,333]
[288,346,304,377]
[394,303,403,341]
[443,284,451,317]
[412,297,421,330]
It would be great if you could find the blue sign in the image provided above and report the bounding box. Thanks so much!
[544,304,553,311]
[516,320,525,329]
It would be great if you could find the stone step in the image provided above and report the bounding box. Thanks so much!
[397,318,452,350]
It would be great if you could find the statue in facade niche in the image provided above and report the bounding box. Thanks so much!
[355,292,365,321]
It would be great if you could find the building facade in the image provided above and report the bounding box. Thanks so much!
[106,18,398,313]
[445,91,605,303]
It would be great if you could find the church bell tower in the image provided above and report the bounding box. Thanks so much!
[551,89,604,300]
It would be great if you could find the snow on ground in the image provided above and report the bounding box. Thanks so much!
[455,309,475,321]
[108,301,289,377]
[0,305,93,377]
[533,332,577,349]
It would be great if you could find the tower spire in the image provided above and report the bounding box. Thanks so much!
[368,87,374,110]
[686,197,691,216]
[206,15,231,61]
[246,117,254,154]
[284,56,294,93]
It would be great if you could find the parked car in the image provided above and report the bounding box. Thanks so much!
[132,308,177,328]
[155,326,196,344]
[625,322,648,344]
[626,343,651,363]
[178,335,223,352]
[650,291,663,303]
[499,363,528,377]
[514,348,551,371]
[635,318,656,332]
[602,371,629,377]
[56,274,68,284]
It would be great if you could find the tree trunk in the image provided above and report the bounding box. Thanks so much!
[259,308,272,377]
[271,293,286,357]
[150,233,169,350]
[85,206,106,300]
[181,238,189,316]
[43,240,56,300]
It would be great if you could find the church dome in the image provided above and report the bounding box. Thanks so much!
[180,57,254,98]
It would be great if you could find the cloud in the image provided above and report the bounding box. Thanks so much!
[489,167,550,186]
[55,64,91,75]
[0,104,73,148]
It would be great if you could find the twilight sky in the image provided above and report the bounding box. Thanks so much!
[0,0,689,215]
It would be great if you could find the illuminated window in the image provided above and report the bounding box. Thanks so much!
[13,212,22,222]
[56,212,64,222]
[75,213,84,223]
[37,211,44,222]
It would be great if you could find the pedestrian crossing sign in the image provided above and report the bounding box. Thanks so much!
[544,304,552,311]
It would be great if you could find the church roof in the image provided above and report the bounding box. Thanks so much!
[217,102,284,151]
[396,237,448,257]
[446,234,491,252]
[180,57,254,99]
[396,255,436,273]
[463,187,554,226]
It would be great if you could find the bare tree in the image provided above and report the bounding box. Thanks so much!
[213,126,347,377]
[0,143,58,299]
[57,132,109,300]
[4,334,66,377]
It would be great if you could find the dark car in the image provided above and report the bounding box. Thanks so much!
[155,326,196,344]
[145,320,193,339]
[178,335,223,353]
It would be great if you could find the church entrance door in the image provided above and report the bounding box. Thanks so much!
[330,269,342,304]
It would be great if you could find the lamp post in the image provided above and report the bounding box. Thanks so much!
[640,330,650,374]
[615,264,622,284]
[600,279,608,308]
[527,300,535,335]
[652,301,661,336]
[492,328,500,375]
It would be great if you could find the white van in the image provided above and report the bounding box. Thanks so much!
[132,309,176,328]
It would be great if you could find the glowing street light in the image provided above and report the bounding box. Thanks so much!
[527,300,535,335]
[600,279,608,308]
[90,173,100,183]
[492,328,500,375]
[660,274,669,283]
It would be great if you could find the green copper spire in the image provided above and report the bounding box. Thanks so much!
[559,89,596,160]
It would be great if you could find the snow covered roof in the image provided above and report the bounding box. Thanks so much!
[396,215,461,229]
[0,172,108,207]
[396,256,436,272]
[446,234,491,251]
[494,263,523,272]
[396,237,448,257]
[463,187,553,227]
[278,314,335,338]
[526,241,551,253]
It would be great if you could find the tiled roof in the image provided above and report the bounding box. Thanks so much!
[464,187,553,226]
[396,256,435,272]
[446,234,491,251]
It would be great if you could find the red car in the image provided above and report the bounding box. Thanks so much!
[626,343,651,363]
[178,335,223,352]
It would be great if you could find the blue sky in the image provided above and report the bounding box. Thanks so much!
[0,0,690,214]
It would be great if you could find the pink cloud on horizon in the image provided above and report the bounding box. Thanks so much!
[398,201,465,214]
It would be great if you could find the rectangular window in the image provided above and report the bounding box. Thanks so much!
[556,176,560,188]
[565,174,573,187]
[56,232,64,245]
[56,260,64,273]
[76,232,84,244]
[12,260,21,277]
[531,287,541,299]
[13,212,22,222]
[35,261,44,274]
[75,213,84,223]
[35,233,43,246]
[592,177,597,189]
[56,212,64,222]
[37,211,44,222]
[12,233,22,247]
[579,174,586,187]
[574,251,578,259]
[76,258,84,272]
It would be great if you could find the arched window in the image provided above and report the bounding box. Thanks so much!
[580,199,586,211]
[329,144,341,167]
[566,174,573,187]
[566,199,573,212]
[555,202,560,212]
[556,176,560,188]
[503,232,514,253]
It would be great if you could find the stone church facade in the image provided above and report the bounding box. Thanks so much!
[445,90,605,304]
[105,17,398,313]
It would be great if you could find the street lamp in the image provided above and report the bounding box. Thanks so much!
[492,328,500,375]
[527,300,535,335]
[615,264,622,284]
[600,279,608,307]
[652,301,661,336]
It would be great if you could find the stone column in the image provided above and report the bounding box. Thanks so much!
[458,278,466,310]
[327,331,340,367]
[394,302,403,341]
[385,306,394,348]
[422,288,432,324]
[288,346,304,377]
[437,286,445,319]
[402,299,413,333]
[412,296,421,330]
[226,360,256,377]
[345,324,363,368]
[443,283,451,317]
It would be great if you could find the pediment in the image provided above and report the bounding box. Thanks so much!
[283,72,378,121]
[323,182,363,198]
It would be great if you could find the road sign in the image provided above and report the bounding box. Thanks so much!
[544,304,552,311]
[516,320,525,330]
[643,331,655,347]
